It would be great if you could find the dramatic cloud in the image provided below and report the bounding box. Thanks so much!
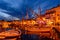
[33,0,58,14]
[0,0,59,20]
[0,9,20,20]
[3,0,23,9]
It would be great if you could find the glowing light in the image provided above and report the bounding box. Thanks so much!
[43,18,46,20]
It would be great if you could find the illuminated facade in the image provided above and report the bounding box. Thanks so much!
[0,6,60,40]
